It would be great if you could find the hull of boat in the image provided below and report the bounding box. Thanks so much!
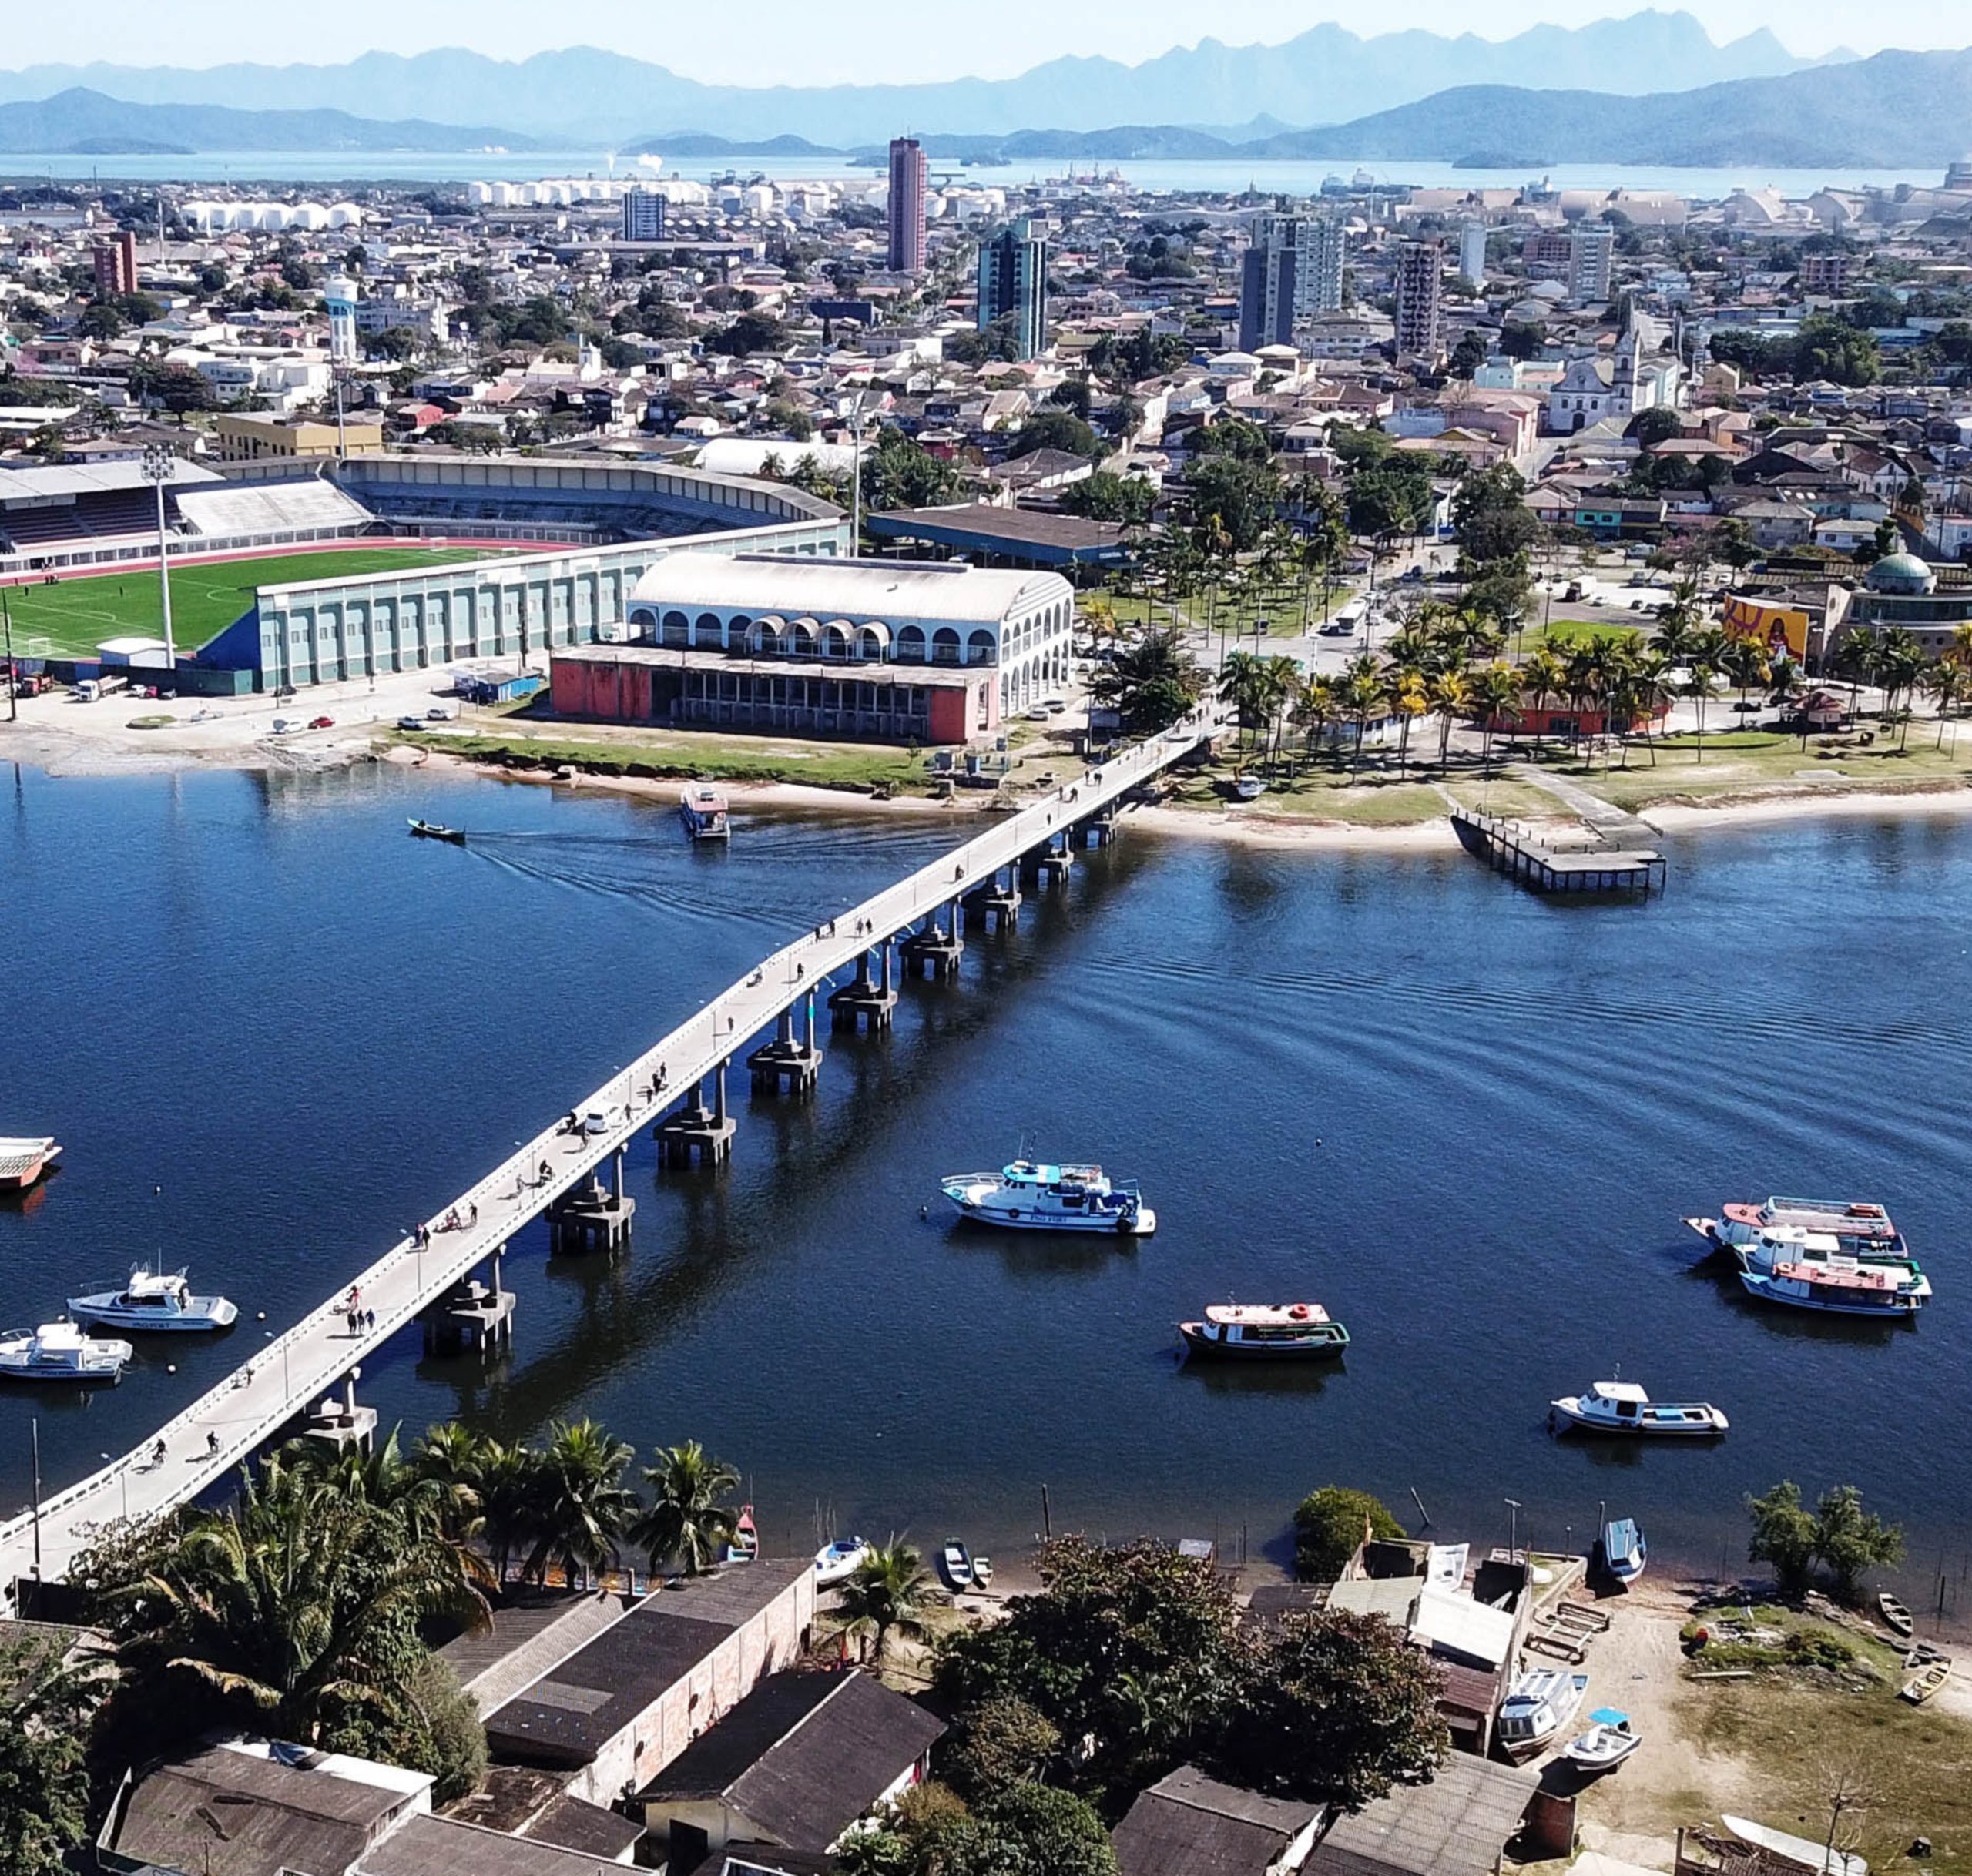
[0,1358,124,1382]
[1550,1402,1726,1437]
[1565,1734,1641,1772]
[1737,1272,1922,1317]
[944,1191,1155,1235]
[0,1141,60,1192]
[1178,1323,1347,1358]
[67,1295,238,1332]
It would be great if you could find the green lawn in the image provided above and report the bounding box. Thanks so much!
[2,547,511,658]
[1520,616,1648,651]
[1165,762,1446,826]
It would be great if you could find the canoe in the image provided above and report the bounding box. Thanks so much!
[1879,1591,1914,1637]
[1900,1659,1951,1705]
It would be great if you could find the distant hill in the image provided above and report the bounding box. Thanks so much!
[618,132,843,159]
[0,87,540,155]
[0,12,1838,147]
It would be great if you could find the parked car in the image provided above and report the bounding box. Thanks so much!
[425,706,452,722]
[1025,705,1051,720]
[397,715,426,730]
[308,715,335,729]
[270,718,297,734]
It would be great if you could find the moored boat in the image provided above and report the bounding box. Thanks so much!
[0,1137,61,1193]
[1597,1517,1647,1587]
[407,819,466,844]
[68,1266,237,1332]
[1685,1196,1902,1257]
[726,1504,759,1565]
[0,1320,132,1383]
[680,782,731,842]
[1563,1708,1642,1773]
[1178,1302,1349,1359]
[941,1158,1154,1235]
[813,1536,870,1588]
[1549,1380,1728,1438]
[1497,1667,1589,1759]
[973,1554,995,1590]
[1736,1255,1930,1318]
[1880,1592,1914,1638]
[941,1538,975,1590]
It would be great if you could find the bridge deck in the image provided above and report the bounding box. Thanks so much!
[0,709,1221,1598]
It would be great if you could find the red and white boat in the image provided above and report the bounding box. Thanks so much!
[1684,1195,1903,1258]
[679,782,730,842]
[0,1137,61,1193]
[1178,1302,1350,1359]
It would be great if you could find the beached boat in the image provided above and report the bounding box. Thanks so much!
[1879,1592,1914,1638]
[941,1539,976,1591]
[680,782,731,842]
[1178,1302,1350,1359]
[68,1266,237,1333]
[1497,1667,1589,1759]
[726,1504,759,1565]
[1597,1517,1647,1587]
[0,1137,61,1193]
[1721,1817,1867,1876]
[941,1158,1155,1235]
[1563,1708,1642,1773]
[1549,1380,1729,1438]
[1234,774,1266,801]
[1685,1196,1902,1257]
[0,1321,132,1383]
[1736,1254,1930,1318]
[812,1537,870,1588]
[973,1554,995,1590]
[1901,1659,1952,1705]
[407,819,466,844]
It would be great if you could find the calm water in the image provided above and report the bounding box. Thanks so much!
[2,759,1969,1595]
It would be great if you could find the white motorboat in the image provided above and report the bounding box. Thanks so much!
[1549,1380,1728,1437]
[68,1266,238,1332]
[1564,1708,1642,1773]
[941,1158,1155,1235]
[1685,1196,1902,1258]
[1497,1667,1589,1759]
[680,782,731,842]
[812,1536,870,1588]
[0,1321,132,1383]
[0,1136,61,1192]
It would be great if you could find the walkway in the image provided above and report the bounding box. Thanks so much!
[1511,762,1662,843]
[0,707,1224,1601]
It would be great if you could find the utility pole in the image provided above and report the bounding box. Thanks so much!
[3,591,15,723]
[29,1419,42,1581]
[140,444,177,669]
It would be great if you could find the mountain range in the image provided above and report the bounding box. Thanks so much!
[0,12,1840,148]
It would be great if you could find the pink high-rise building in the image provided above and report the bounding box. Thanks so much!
[887,137,927,273]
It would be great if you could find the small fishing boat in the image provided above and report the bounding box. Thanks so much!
[1497,1667,1589,1759]
[1550,1380,1729,1438]
[407,819,466,844]
[726,1504,759,1565]
[1722,1817,1866,1876]
[1900,1658,1951,1705]
[1234,774,1266,801]
[0,1321,132,1383]
[1178,1302,1350,1359]
[972,1554,995,1590]
[1879,1592,1915,1638]
[812,1536,870,1588]
[1597,1517,1647,1587]
[1563,1709,1642,1773]
[0,1137,61,1193]
[941,1157,1154,1235]
[68,1266,237,1333]
[680,782,731,842]
[941,1538,975,1591]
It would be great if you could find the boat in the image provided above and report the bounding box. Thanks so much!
[0,1137,61,1193]
[1722,1817,1867,1876]
[0,1321,132,1383]
[1549,1380,1729,1438]
[972,1554,995,1590]
[1685,1197,1902,1258]
[726,1504,759,1565]
[1901,1658,1952,1705]
[68,1266,238,1332]
[1497,1667,1589,1759]
[1178,1302,1350,1359]
[407,819,466,844]
[1597,1517,1648,1587]
[941,1158,1155,1235]
[1736,1255,1930,1318]
[679,782,731,842]
[1563,1708,1642,1773]
[1879,1592,1914,1638]
[811,1536,870,1588]
[941,1538,976,1590]
[1234,774,1266,801]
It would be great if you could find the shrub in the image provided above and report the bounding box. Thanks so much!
[1292,1487,1403,1582]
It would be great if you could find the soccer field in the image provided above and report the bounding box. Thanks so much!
[1,547,511,660]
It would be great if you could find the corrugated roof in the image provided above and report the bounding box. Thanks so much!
[629,550,1066,626]
[1305,1757,1538,1876]
[359,1812,616,1876]
[0,458,220,501]
[1112,1767,1318,1876]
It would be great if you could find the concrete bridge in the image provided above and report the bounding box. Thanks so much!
[0,708,1223,1604]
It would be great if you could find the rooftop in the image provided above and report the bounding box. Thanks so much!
[1112,1766,1320,1876]
[629,550,1068,624]
[1304,1757,1538,1876]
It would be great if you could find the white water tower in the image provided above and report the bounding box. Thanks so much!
[325,273,359,366]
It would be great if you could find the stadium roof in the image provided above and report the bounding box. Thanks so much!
[629,551,1068,625]
[0,459,221,504]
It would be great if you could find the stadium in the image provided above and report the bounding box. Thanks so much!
[0,455,847,693]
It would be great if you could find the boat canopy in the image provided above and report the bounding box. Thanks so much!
[1589,1381,1649,1404]
[1587,1708,1630,1727]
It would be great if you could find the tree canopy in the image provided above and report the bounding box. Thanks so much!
[1293,1486,1404,1581]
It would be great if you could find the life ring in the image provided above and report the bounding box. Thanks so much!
[1290,1304,1312,1320]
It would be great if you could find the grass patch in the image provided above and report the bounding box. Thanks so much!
[1165,762,1445,827]
[3,546,512,658]
[1442,778,1571,820]
[1522,616,1648,650]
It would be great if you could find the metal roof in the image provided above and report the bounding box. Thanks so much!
[1306,1757,1538,1876]
[0,458,220,502]
[629,551,1068,626]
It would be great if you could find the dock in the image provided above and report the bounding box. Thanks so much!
[0,705,1224,1604]
[1450,806,1665,896]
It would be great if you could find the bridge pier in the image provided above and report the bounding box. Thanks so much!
[964,867,1022,934]
[829,942,897,1032]
[1078,809,1119,848]
[749,993,823,1096]
[548,1157,636,1255]
[656,1061,736,1167]
[424,1244,518,1353]
[1023,834,1075,888]
[300,1368,378,1454]
[900,902,964,980]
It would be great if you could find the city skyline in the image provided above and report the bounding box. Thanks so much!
[0,3,1948,86]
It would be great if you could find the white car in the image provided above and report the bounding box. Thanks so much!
[582,1107,622,1135]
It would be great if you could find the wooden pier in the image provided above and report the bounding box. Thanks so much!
[1450,806,1665,897]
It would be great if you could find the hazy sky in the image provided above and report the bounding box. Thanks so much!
[1,2,1951,83]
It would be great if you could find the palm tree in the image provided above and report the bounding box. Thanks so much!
[1837,627,1879,722]
[1340,653,1388,779]
[1293,674,1339,764]
[1650,584,1703,664]
[524,1419,639,1589]
[1684,655,1720,762]
[1427,668,1470,770]
[1719,635,1772,722]
[1470,662,1522,773]
[1260,654,1300,763]
[284,1425,478,1549]
[1873,626,1926,732]
[631,1440,740,1578]
[1218,650,1267,752]
[1518,646,1569,746]
[1924,658,1968,745]
[1391,672,1430,774]
[832,1538,941,1665]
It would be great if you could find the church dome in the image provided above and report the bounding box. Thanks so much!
[1866,551,1937,595]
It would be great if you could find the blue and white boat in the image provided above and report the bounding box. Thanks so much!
[69,1266,237,1333]
[1564,1709,1642,1773]
[1598,1517,1647,1587]
[812,1536,870,1588]
[941,1158,1155,1235]
[1497,1668,1589,1759]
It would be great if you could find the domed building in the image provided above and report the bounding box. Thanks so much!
[1840,546,1972,658]
[1864,551,1938,597]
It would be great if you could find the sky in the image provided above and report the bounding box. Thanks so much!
[0,2,1954,83]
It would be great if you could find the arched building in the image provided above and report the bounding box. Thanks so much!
[552,552,1076,745]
